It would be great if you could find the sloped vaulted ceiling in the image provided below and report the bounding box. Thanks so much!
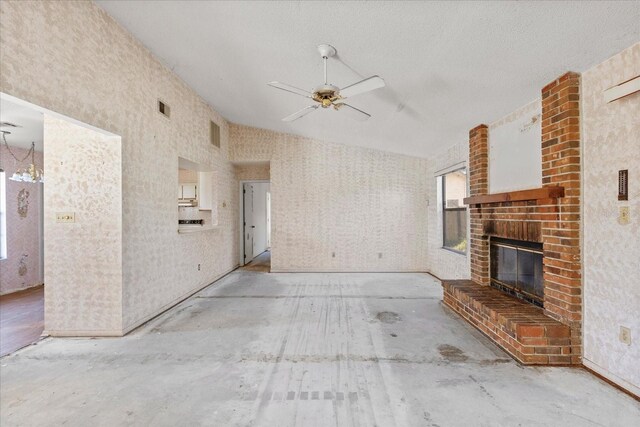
[96,1,640,158]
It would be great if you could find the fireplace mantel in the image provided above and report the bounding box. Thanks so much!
[464,186,564,207]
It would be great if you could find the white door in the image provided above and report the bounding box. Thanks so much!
[243,183,254,264]
[266,191,271,248]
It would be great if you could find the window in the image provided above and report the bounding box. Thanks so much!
[441,168,467,253]
[0,171,6,259]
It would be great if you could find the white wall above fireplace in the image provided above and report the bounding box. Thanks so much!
[489,99,542,194]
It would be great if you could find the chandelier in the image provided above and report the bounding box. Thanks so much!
[1,130,44,183]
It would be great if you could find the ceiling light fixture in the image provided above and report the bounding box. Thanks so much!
[1,130,44,184]
[268,44,386,122]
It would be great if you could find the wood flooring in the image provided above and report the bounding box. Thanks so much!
[241,250,271,272]
[0,285,44,356]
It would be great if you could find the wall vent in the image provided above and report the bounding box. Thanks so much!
[618,169,628,201]
[210,120,220,148]
[158,100,170,118]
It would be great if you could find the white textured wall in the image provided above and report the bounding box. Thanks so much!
[230,125,430,272]
[0,0,239,334]
[235,163,270,181]
[427,141,470,280]
[582,42,640,393]
[43,116,122,334]
[489,99,542,193]
[0,1,437,334]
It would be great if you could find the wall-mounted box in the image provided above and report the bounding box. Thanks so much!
[604,75,640,103]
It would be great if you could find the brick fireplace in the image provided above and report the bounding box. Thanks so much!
[443,72,582,365]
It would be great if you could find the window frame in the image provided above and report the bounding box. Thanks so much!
[441,167,468,255]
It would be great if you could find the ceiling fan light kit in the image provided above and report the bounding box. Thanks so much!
[268,44,386,122]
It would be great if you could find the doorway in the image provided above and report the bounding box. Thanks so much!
[0,96,45,355]
[1,92,121,344]
[240,180,270,270]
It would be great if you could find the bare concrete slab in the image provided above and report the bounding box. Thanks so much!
[1,271,638,426]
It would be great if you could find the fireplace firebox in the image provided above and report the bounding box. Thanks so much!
[490,237,544,307]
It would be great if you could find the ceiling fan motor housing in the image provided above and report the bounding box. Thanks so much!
[313,84,341,107]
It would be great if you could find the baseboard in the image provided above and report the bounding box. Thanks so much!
[270,269,428,273]
[0,283,44,296]
[121,265,239,335]
[44,329,124,337]
[583,359,640,401]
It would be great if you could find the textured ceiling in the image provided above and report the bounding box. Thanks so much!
[0,98,44,152]
[96,1,639,158]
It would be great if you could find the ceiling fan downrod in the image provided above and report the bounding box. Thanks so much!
[317,44,336,85]
[323,56,327,85]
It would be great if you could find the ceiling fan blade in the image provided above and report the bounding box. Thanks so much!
[268,81,312,98]
[282,105,319,122]
[339,76,385,99]
[338,103,371,121]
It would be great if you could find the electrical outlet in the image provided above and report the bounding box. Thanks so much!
[618,206,630,225]
[197,264,201,271]
[56,212,75,223]
[619,326,631,345]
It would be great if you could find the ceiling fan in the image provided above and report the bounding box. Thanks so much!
[268,44,385,122]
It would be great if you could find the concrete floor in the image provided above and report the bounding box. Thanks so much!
[1,270,638,426]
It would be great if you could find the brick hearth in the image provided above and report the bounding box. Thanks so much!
[444,281,573,364]
[443,72,582,365]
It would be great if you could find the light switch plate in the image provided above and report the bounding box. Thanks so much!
[619,326,631,345]
[56,212,75,223]
[618,206,630,225]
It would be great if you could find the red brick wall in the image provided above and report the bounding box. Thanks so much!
[469,125,489,285]
[540,72,582,333]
